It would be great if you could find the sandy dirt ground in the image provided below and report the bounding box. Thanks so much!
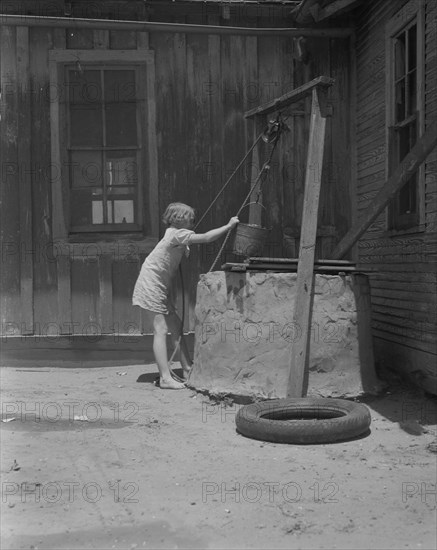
[1,362,436,550]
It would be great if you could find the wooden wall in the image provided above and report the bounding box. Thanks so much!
[354,0,437,391]
[0,8,352,344]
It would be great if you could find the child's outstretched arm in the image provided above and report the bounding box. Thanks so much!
[190,217,239,244]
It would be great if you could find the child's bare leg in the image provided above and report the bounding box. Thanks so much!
[152,314,185,389]
[167,312,193,379]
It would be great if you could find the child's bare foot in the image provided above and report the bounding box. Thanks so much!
[159,376,186,390]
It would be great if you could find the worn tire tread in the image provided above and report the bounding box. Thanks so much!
[235,398,371,444]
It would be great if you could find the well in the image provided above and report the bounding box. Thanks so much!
[188,271,381,401]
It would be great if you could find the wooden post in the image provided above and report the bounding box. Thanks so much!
[287,86,328,398]
[331,117,437,260]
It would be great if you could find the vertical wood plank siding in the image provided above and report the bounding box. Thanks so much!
[424,0,437,232]
[0,26,21,335]
[355,0,437,389]
[1,15,351,343]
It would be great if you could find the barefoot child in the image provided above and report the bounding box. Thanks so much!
[133,202,239,389]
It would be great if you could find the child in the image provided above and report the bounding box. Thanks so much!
[133,202,239,389]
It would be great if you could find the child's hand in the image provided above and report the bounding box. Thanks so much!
[228,216,239,228]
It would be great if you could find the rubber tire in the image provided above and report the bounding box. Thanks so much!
[235,398,371,444]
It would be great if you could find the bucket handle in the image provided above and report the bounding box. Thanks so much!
[237,201,267,215]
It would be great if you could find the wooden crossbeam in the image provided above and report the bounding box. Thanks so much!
[331,117,437,260]
[244,76,334,119]
[312,0,361,22]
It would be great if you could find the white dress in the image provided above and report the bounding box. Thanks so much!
[132,227,194,314]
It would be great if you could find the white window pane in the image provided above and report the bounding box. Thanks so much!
[92,201,104,224]
[113,200,134,223]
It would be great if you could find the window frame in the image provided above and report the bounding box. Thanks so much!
[385,0,425,234]
[66,64,143,233]
[49,49,159,242]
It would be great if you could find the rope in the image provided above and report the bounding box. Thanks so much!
[193,132,264,231]
[208,132,281,272]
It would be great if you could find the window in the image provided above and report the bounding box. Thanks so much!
[49,49,159,241]
[386,1,424,231]
[67,66,141,232]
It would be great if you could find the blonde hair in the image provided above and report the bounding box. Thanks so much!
[162,202,195,228]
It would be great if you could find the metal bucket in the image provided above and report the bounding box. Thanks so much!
[233,223,270,257]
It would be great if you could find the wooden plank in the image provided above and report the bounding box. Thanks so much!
[1,15,353,38]
[248,257,355,265]
[290,50,311,247]
[149,31,174,228]
[248,115,263,225]
[48,53,66,241]
[113,258,145,335]
[49,49,151,63]
[245,30,265,225]
[16,26,33,334]
[371,305,437,326]
[244,76,334,118]
[201,16,226,281]
[247,265,357,272]
[371,287,437,304]
[66,27,93,49]
[372,328,437,356]
[279,38,296,244]
[332,117,437,259]
[316,37,334,256]
[137,30,149,50]
[93,29,109,49]
[110,30,137,49]
[369,271,437,283]
[57,255,72,334]
[98,255,113,334]
[71,258,100,335]
[305,36,334,259]
[145,49,159,239]
[53,28,66,48]
[254,35,286,253]
[313,0,361,22]
[287,86,328,398]
[372,312,436,334]
[341,36,356,259]
[0,25,21,334]
[371,295,436,316]
[361,261,437,273]
[185,28,213,328]
[30,27,59,335]
[220,33,248,258]
[206,19,221,239]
